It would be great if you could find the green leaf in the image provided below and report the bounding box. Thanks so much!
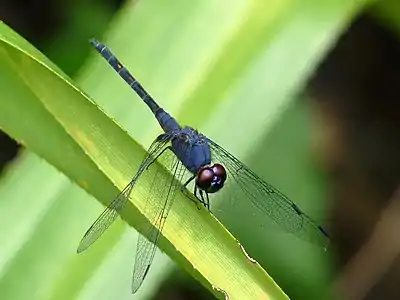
[0,19,286,300]
[0,0,373,299]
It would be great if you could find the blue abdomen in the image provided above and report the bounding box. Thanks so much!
[155,109,180,132]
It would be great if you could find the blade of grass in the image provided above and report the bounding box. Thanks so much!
[0,20,288,300]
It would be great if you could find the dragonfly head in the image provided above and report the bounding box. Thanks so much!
[196,163,227,193]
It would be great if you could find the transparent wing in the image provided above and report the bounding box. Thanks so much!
[131,148,188,293]
[77,133,174,253]
[207,138,329,247]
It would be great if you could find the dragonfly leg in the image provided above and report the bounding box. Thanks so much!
[180,175,201,210]
[146,146,172,170]
[199,190,210,210]
[194,185,206,208]
[205,192,210,210]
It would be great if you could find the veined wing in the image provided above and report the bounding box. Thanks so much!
[131,147,189,293]
[207,138,329,248]
[77,133,174,253]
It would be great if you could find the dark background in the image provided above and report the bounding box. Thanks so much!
[1,1,400,299]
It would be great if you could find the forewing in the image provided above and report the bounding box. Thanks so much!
[131,148,188,293]
[207,138,329,248]
[77,133,173,253]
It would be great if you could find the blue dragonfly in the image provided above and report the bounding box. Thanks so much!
[77,38,329,293]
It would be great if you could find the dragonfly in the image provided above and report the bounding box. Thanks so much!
[77,38,330,294]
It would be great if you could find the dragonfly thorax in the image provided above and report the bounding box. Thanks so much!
[196,163,227,193]
[171,126,212,173]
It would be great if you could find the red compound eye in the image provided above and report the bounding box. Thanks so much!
[196,167,214,190]
[196,164,227,193]
[212,163,227,181]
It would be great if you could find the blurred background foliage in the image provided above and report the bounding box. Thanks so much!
[0,0,400,299]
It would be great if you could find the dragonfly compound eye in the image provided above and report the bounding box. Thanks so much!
[196,164,227,193]
[212,163,227,182]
